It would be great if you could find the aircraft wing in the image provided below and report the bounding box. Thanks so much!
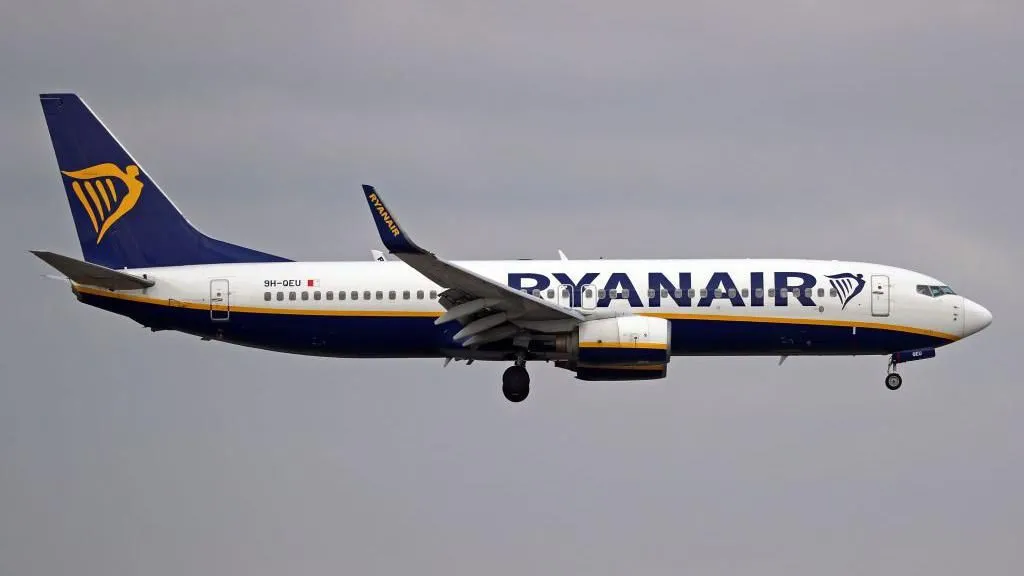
[31,250,155,290]
[361,185,583,342]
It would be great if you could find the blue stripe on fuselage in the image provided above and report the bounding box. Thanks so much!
[75,290,952,358]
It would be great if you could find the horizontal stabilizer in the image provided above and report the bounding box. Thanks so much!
[31,250,155,290]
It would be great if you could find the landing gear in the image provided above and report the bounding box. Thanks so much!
[502,365,530,402]
[885,355,903,390]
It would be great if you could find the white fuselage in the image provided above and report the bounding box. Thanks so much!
[71,258,987,360]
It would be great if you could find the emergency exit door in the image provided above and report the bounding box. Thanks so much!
[210,279,230,321]
[870,275,890,317]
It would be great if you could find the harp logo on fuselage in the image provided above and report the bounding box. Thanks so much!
[825,273,866,310]
[61,163,143,243]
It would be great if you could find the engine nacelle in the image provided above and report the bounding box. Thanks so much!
[572,316,671,367]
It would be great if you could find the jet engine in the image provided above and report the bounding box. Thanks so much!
[550,316,671,381]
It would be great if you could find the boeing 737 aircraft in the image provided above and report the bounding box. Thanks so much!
[33,94,993,402]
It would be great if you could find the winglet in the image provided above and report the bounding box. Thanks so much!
[362,185,425,254]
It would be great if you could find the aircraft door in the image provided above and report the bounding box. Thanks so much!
[581,284,598,310]
[870,275,890,317]
[210,279,230,321]
[557,284,573,308]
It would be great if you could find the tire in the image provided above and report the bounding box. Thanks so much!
[502,365,530,402]
[885,373,902,391]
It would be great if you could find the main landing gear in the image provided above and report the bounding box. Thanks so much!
[502,360,530,402]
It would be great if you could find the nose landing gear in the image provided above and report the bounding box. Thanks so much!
[885,371,903,391]
[884,348,936,391]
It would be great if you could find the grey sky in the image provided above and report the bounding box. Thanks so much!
[1,1,1022,574]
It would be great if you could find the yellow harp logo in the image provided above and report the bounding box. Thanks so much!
[62,163,143,244]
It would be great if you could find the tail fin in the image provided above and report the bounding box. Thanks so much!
[39,93,289,269]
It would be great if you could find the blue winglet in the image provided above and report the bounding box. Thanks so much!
[362,185,424,254]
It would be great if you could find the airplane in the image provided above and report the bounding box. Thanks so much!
[32,93,993,402]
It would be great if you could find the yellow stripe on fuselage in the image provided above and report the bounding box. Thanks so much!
[579,341,669,350]
[73,284,442,317]
[71,284,959,340]
[640,312,958,341]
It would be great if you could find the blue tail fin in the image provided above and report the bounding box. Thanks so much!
[40,93,289,269]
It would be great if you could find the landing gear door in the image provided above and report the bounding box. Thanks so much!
[210,279,230,321]
[870,274,890,317]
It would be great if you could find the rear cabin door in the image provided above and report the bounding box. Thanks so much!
[870,274,890,317]
[210,279,230,321]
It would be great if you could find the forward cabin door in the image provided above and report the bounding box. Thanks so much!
[870,274,890,317]
[210,279,230,321]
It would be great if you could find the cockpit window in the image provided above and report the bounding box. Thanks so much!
[917,284,957,297]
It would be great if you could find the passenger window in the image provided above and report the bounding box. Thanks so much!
[830,288,837,297]
[546,289,555,299]
[741,288,749,298]
[727,288,736,298]
[622,289,631,298]
[417,290,424,300]
[289,291,296,301]
[350,291,358,300]
[403,290,410,300]
[755,288,763,298]
[673,289,682,298]
[817,288,825,298]
[688,289,696,298]
[363,291,371,300]
[715,289,724,298]
[648,289,656,299]
[597,289,606,299]
[805,288,813,298]
[429,290,438,299]
[388,290,396,300]
[768,288,776,298]
[376,291,384,300]
[264,291,271,301]
[276,291,284,301]
[327,291,334,300]
[313,291,321,301]
[301,291,309,301]
[700,289,708,297]
[336,291,343,300]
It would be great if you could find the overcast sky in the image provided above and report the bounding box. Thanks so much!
[1,1,1022,574]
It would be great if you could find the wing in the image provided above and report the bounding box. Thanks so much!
[361,185,582,346]
[31,250,155,290]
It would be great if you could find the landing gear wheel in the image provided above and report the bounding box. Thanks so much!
[502,365,530,402]
[885,373,903,391]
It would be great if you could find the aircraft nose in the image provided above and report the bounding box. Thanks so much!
[963,298,993,337]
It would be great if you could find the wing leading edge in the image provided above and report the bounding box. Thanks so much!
[361,185,582,346]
